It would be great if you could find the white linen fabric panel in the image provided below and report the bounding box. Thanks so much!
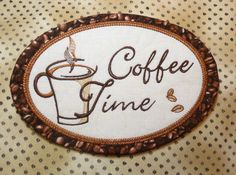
[28,26,203,139]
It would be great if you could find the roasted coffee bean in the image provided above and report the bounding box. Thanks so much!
[135,143,142,150]
[24,47,34,57]
[35,35,44,43]
[167,88,174,96]
[204,56,214,64]
[149,139,155,143]
[178,129,185,135]
[109,14,118,20]
[21,106,30,113]
[163,20,168,26]
[199,47,208,53]
[21,52,27,57]
[25,46,32,51]
[15,64,20,69]
[209,63,216,68]
[187,33,193,40]
[120,146,128,154]
[171,105,184,113]
[43,34,49,43]
[147,143,156,149]
[54,26,60,33]
[200,51,206,59]
[101,16,109,21]
[208,77,213,84]
[124,15,131,21]
[99,148,105,154]
[10,84,19,93]
[85,143,93,152]
[167,95,177,102]
[202,110,208,117]
[129,147,137,154]
[35,125,44,133]
[14,74,21,82]
[10,75,15,81]
[31,40,40,48]
[23,114,33,123]
[58,23,68,32]
[213,92,218,98]
[89,18,96,24]
[212,81,219,88]
[70,140,77,147]
[170,25,179,33]
[64,142,70,147]
[73,19,78,25]
[19,98,27,106]
[208,87,216,92]
[108,146,116,154]
[114,146,120,154]
[67,27,73,31]
[181,34,187,40]
[75,141,84,148]
[206,103,211,109]
[93,145,101,153]
[117,13,124,20]
[142,143,148,148]
[56,137,65,145]
[168,132,173,139]
[78,19,85,24]
[30,118,38,126]
[155,19,163,25]
[43,126,51,135]
[12,95,20,103]
[190,118,198,125]
[191,39,200,47]
[42,126,49,133]
[48,29,55,35]
[207,69,215,76]
[200,103,206,112]
[93,145,105,154]
[100,144,106,148]
[83,143,90,151]
[46,132,53,140]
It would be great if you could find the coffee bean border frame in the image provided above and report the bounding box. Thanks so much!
[23,20,208,145]
[9,13,219,155]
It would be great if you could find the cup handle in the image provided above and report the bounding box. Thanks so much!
[33,72,53,98]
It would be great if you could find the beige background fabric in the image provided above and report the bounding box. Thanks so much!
[0,0,235,175]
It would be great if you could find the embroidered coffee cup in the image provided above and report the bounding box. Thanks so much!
[33,59,97,125]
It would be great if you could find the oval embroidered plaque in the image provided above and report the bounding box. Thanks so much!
[10,13,219,155]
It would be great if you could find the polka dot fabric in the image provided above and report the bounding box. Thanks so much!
[0,0,235,175]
